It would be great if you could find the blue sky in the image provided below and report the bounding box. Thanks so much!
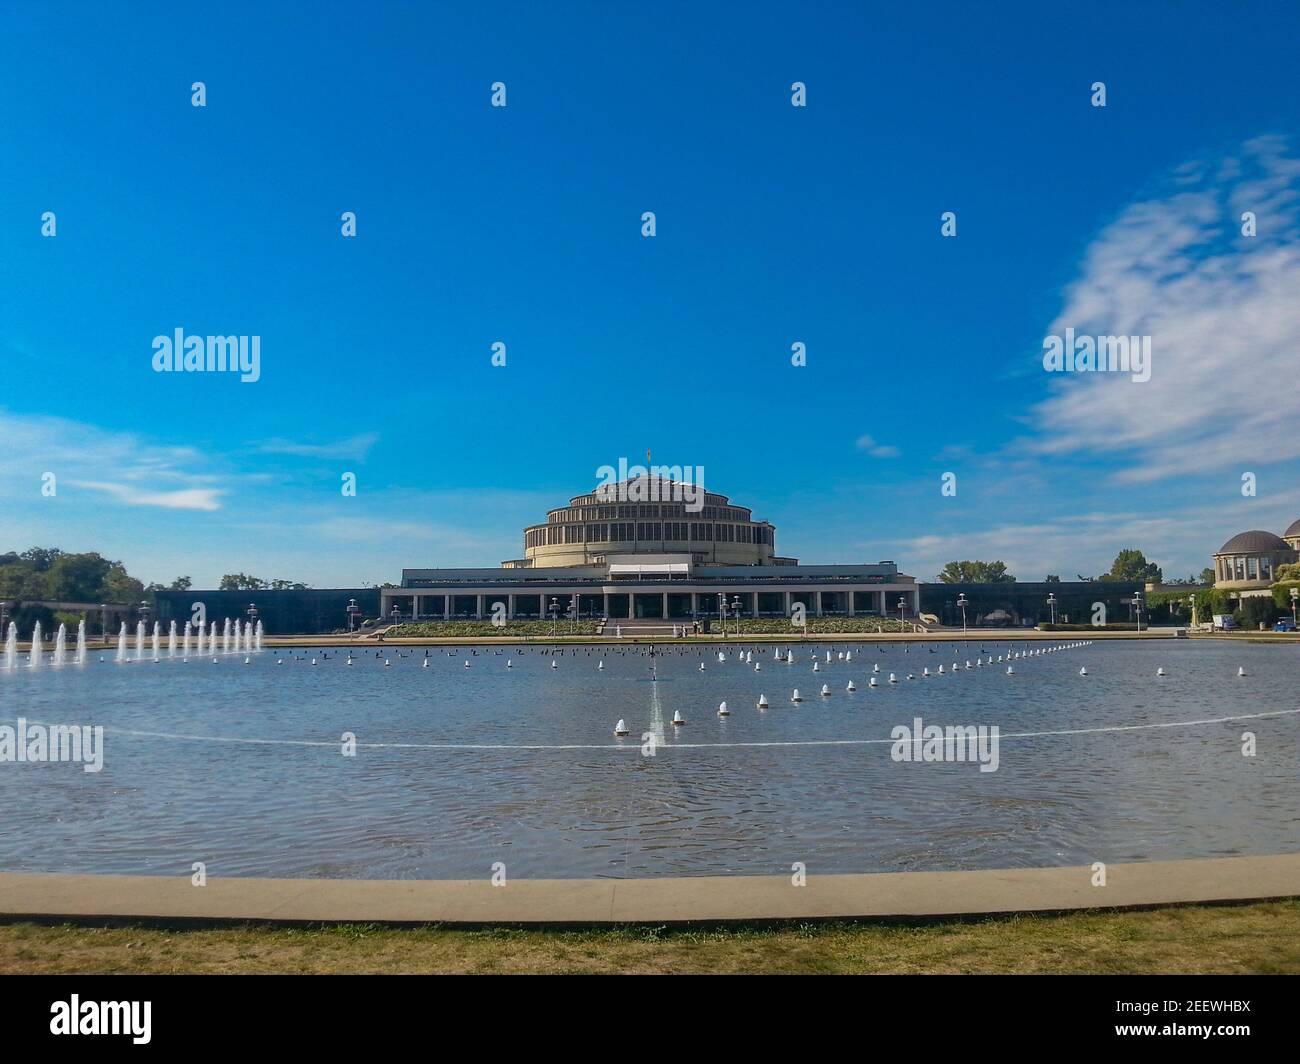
[2,1,1298,587]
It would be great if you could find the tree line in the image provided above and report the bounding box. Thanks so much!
[0,547,306,630]
[936,549,1214,586]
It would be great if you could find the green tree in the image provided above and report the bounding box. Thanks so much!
[1045,574,1061,583]
[1271,580,1300,612]
[0,548,148,605]
[44,551,116,601]
[1238,596,1279,629]
[1100,549,1162,583]
[170,576,193,591]
[20,547,63,572]
[219,574,267,591]
[0,557,48,599]
[941,559,1019,585]
[936,560,1016,583]
[1274,563,1300,584]
[100,561,145,604]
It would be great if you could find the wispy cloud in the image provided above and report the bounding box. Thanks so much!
[258,433,379,460]
[892,495,1300,583]
[1028,135,1300,483]
[0,410,226,510]
[69,480,224,511]
[856,434,900,459]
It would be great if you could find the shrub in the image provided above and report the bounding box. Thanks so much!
[729,618,914,635]
[1237,597,1280,630]
[388,620,599,638]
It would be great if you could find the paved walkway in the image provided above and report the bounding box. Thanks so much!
[1,853,1295,925]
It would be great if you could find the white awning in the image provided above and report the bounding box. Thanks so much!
[608,563,690,576]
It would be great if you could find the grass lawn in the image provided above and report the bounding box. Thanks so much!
[2,901,1297,974]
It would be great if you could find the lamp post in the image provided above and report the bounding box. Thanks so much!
[897,596,907,631]
[390,604,401,626]
[1047,592,1057,627]
[139,600,151,628]
[346,598,360,635]
[1290,587,1298,628]
[730,595,743,638]
[100,603,108,641]
[956,592,968,639]
[1188,595,1197,629]
[1133,592,1143,634]
[548,597,560,637]
[246,602,258,627]
[0,601,9,633]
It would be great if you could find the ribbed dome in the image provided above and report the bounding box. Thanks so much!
[1216,530,1290,554]
[1285,518,1300,540]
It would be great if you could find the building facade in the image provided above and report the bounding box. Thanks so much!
[382,478,917,621]
[384,560,917,622]
[919,581,1145,628]
[152,588,380,634]
[1211,526,1300,594]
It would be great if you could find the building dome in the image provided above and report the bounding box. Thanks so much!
[1215,530,1290,554]
[1212,529,1299,590]
[505,480,795,569]
[1284,518,1300,541]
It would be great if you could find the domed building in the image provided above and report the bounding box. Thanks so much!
[1285,519,1300,551]
[503,479,796,569]
[380,474,918,624]
[1212,528,1298,592]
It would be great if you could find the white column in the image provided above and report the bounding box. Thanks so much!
[751,591,759,618]
[661,592,668,619]
[783,591,792,616]
[475,594,484,620]
[815,591,823,617]
[444,593,451,619]
[603,592,610,618]
[412,595,420,620]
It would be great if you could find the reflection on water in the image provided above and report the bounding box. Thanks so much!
[0,639,1296,878]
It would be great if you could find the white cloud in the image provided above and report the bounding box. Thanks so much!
[258,433,379,459]
[855,434,900,459]
[0,410,226,510]
[1028,135,1300,483]
[892,496,1300,583]
[70,480,224,511]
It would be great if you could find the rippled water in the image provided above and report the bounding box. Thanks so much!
[0,638,1296,878]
